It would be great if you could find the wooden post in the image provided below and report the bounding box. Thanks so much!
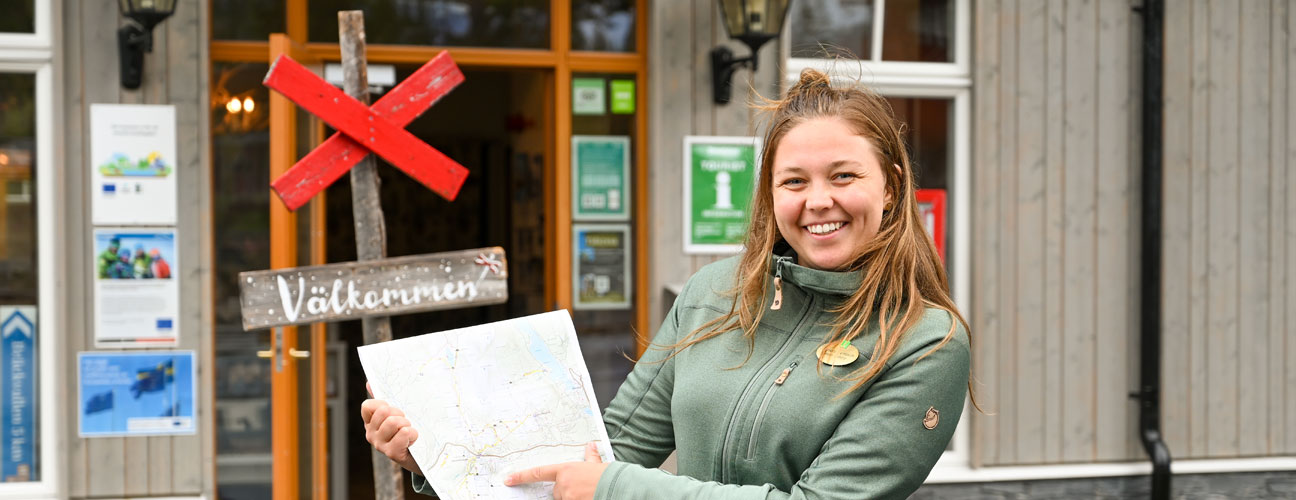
[338,10,404,500]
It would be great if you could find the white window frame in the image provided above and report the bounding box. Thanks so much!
[784,0,973,474]
[0,0,61,497]
[0,0,52,58]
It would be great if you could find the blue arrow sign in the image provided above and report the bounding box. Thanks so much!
[2,307,36,481]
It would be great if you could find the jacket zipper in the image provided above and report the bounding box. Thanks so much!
[746,360,798,460]
[720,292,813,483]
[770,257,790,310]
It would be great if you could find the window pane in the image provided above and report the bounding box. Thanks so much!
[572,0,635,52]
[788,0,874,59]
[0,0,34,33]
[571,73,637,410]
[308,1,550,48]
[881,0,954,62]
[211,62,274,499]
[0,72,39,483]
[887,96,951,273]
[211,0,285,41]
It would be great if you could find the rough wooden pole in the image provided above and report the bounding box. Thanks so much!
[338,10,405,500]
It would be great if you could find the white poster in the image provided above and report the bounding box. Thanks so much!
[93,228,179,348]
[90,104,177,226]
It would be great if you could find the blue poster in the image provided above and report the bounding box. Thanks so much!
[1,307,36,481]
[78,351,196,437]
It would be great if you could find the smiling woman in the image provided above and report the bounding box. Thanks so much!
[365,67,975,500]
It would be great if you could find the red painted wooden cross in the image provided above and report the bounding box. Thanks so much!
[262,51,470,211]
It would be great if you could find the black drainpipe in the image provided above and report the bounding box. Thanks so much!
[1132,0,1171,498]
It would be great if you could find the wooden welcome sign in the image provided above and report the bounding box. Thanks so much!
[238,247,507,330]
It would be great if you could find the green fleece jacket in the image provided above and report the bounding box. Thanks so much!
[414,252,969,499]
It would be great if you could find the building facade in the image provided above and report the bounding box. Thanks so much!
[0,0,1292,499]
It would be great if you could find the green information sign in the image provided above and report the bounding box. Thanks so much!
[610,80,635,114]
[684,136,761,253]
[572,135,631,221]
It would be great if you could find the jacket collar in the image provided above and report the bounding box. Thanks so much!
[769,242,863,298]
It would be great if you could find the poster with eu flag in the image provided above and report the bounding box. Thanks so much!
[2,306,36,482]
[78,351,195,437]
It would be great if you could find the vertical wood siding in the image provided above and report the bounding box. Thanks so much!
[976,0,1295,465]
[972,0,1142,465]
[1161,0,1296,459]
[62,0,212,496]
[648,0,779,334]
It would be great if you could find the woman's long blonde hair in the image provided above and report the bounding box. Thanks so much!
[664,68,976,401]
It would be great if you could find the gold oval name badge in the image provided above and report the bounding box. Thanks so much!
[816,340,860,366]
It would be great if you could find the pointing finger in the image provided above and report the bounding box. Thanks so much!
[505,464,560,486]
[584,442,601,463]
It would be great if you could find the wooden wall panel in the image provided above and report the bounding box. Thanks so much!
[1041,0,1067,464]
[972,0,1147,465]
[1186,0,1212,458]
[994,0,1019,466]
[647,0,779,336]
[1094,0,1136,463]
[1159,0,1296,460]
[1013,0,1046,465]
[62,0,211,497]
[1060,0,1098,463]
[1286,0,1296,456]
[1236,0,1272,458]
[1159,0,1193,458]
[1205,0,1241,458]
[167,0,211,492]
[1264,0,1287,457]
[970,0,1001,468]
[62,1,90,497]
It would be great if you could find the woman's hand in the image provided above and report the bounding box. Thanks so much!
[360,384,420,474]
[504,442,608,500]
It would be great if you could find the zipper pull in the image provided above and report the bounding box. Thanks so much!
[774,367,792,385]
[771,260,785,310]
[771,276,783,310]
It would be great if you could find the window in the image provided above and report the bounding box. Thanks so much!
[783,0,972,472]
[0,0,56,496]
[0,59,57,500]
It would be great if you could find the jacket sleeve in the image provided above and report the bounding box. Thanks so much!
[599,284,685,468]
[593,329,971,500]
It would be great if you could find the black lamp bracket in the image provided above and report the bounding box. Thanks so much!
[118,21,151,89]
[711,36,775,105]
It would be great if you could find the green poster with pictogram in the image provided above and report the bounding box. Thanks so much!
[684,136,761,253]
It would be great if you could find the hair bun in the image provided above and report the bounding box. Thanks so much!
[794,68,831,92]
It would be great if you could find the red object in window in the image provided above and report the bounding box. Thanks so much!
[915,189,946,261]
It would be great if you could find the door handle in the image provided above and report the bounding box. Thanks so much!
[255,327,307,371]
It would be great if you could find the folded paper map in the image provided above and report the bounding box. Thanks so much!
[358,310,614,499]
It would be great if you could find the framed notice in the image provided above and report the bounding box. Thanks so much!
[78,351,196,437]
[572,78,606,115]
[916,189,947,261]
[684,136,761,254]
[90,104,177,226]
[572,135,631,221]
[93,228,179,347]
[572,224,632,310]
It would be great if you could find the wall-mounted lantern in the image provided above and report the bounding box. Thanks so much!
[711,0,791,105]
[118,0,178,90]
